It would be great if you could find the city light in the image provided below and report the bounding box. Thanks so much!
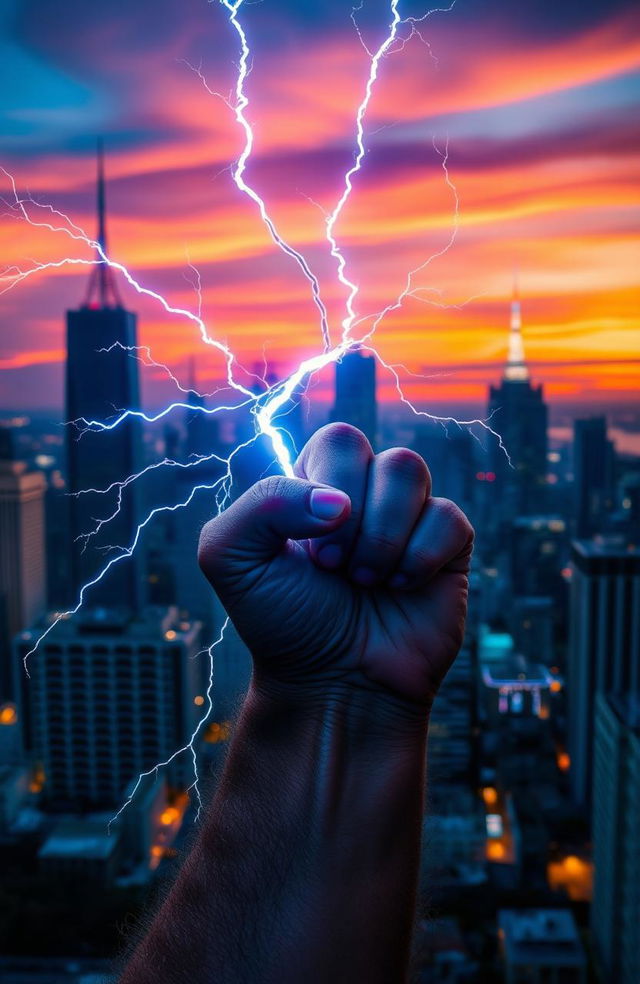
[547,855,593,902]
[160,806,181,826]
[487,841,505,861]
[0,704,17,725]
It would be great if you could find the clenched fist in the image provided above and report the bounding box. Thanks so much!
[198,423,473,709]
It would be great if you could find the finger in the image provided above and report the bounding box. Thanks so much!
[348,448,431,586]
[390,496,474,590]
[294,422,373,570]
[198,476,350,591]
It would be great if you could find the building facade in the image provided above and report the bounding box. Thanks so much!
[567,539,640,806]
[591,694,640,984]
[0,441,46,697]
[15,607,204,810]
[573,417,615,538]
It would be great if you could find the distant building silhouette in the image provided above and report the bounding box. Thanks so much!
[487,284,547,521]
[591,694,640,984]
[567,539,640,806]
[509,516,568,603]
[0,428,46,697]
[65,141,142,609]
[573,417,615,538]
[184,356,221,461]
[412,422,476,515]
[330,348,377,448]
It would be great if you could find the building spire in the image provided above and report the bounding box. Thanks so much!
[504,271,529,382]
[186,354,205,409]
[84,138,122,309]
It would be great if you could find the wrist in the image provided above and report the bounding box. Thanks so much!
[248,671,431,746]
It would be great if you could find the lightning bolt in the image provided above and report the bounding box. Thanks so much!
[108,616,230,831]
[220,0,331,351]
[3,0,510,825]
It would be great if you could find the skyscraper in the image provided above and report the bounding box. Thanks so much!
[15,607,204,810]
[330,348,377,448]
[487,285,548,521]
[573,417,615,538]
[567,540,640,806]
[0,428,46,697]
[65,141,142,609]
[591,693,640,984]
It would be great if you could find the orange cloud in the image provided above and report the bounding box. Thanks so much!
[1,10,638,410]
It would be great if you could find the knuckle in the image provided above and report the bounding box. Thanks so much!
[403,545,435,573]
[377,447,428,483]
[251,475,291,506]
[312,421,372,458]
[432,497,474,541]
[360,529,401,556]
[197,519,222,574]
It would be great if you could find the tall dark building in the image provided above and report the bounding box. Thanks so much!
[567,539,640,807]
[330,348,377,448]
[573,417,615,538]
[487,286,548,521]
[66,142,142,609]
[591,693,640,984]
[16,607,203,810]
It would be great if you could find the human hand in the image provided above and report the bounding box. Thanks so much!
[198,423,473,709]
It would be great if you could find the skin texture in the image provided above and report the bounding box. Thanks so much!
[119,423,473,984]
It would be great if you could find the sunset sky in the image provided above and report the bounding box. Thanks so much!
[0,0,638,413]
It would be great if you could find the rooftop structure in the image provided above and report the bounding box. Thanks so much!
[499,909,586,984]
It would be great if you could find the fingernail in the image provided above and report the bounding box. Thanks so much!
[352,566,377,587]
[317,544,342,569]
[309,487,349,521]
[390,572,409,589]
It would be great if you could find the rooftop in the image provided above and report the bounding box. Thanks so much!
[482,653,552,688]
[20,605,202,645]
[499,909,586,968]
[38,818,118,861]
[572,537,639,560]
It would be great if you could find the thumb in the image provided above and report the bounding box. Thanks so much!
[198,475,350,584]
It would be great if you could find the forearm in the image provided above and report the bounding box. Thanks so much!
[119,677,429,984]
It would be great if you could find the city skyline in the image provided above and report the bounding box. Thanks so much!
[0,2,639,979]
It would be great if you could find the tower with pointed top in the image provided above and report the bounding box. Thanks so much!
[504,280,528,382]
[487,284,548,521]
[65,141,143,609]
